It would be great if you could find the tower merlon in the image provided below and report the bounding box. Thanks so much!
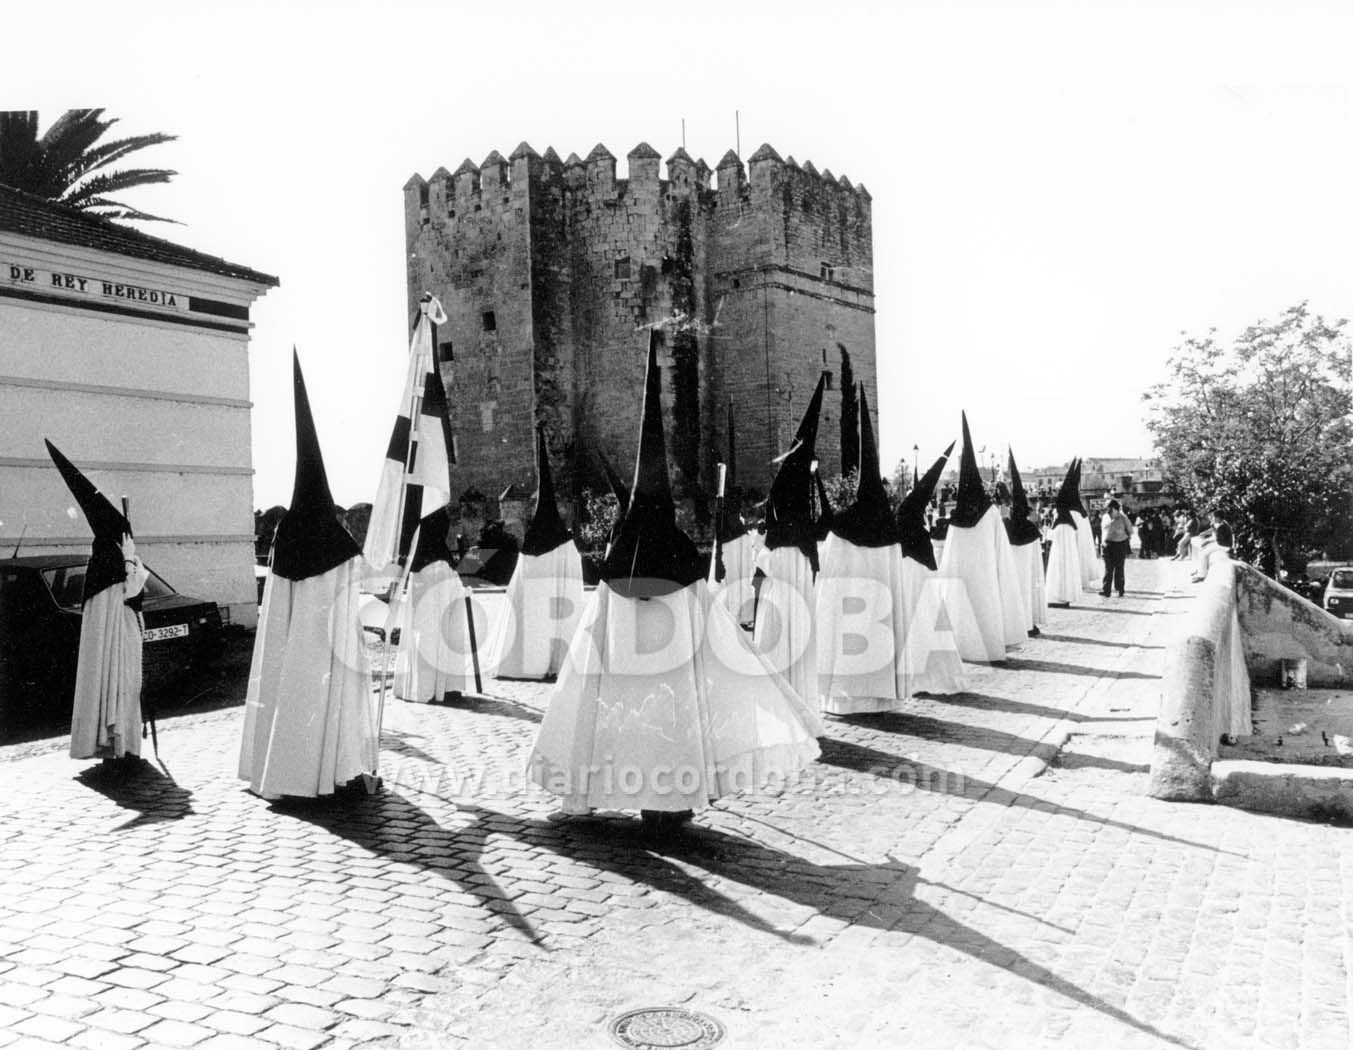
[452,157,481,202]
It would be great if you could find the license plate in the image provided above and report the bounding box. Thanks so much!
[144,624,189,643]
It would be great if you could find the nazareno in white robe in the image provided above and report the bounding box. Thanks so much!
[1071,510,1098,588]
[527,579,823,813]
[816,537,967,715]
[708,530,762,627]
[485,539,585,680]
[899,556,968,696]
[1008,539,1048,630]
[1045,522,1083,606]
[392,557,474,702]
[239,556,376,799]
[69,548,147,760]
[936,506,1027,663]
[752,544,818,705]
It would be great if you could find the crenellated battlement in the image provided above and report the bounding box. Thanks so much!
[403,136,875,517]
[403,140,871,229]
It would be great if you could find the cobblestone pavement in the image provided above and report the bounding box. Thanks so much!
[1,560,1350,1049]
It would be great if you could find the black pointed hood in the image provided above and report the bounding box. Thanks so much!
[898,442,954,569]
[813,470,835,543]
[44,439,132,602]
[831,385,898,548]
[716,400,749,543]
[764,371,827,570]
[599,333,705,597]
[949,412,992,528]
[1070,458,1089,517]
[409,504,457,572]
[271,350,362,580]
[521,426,572,556]
[1053,459,1079,528]
[1005,449,1041,546]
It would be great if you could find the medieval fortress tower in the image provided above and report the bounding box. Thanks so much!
[403,141,875,524]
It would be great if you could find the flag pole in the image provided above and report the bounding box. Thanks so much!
[712,462,727,582]
[465,592,482,694]
[371,298,431,789]
[123,495,158,759]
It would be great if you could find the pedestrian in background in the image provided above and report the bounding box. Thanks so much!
[1100,499,1133,597]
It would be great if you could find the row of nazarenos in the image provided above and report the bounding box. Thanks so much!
[45,292,1103,815]
[526,335,825,821]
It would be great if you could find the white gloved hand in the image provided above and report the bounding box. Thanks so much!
[121,533,149,599]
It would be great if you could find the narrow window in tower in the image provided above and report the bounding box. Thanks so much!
[821,347,827,364]
[824,371,834,391]
[482,310,497,332]
[439,341,454,363]
[614,256,631,280]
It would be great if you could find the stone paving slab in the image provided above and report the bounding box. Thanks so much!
[1,561,1350,1049]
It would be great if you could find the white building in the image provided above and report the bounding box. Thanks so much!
[0,185,276,627]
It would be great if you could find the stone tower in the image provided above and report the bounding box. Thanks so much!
[403,140,875,526]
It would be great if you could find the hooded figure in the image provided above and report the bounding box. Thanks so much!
[527,334,822,819]
[817,390,966,712]
[45,441,149,761]
[753,373,828,704]
[390,504,475,703]
[1044,460,1084,607]
[1068,459,1099,588]
[707,403,761,626]
[895,441,967,695]
[1005,449,1048,634]
[486,426,584,680]
[239,352,376,799]
[936,414,1028,662]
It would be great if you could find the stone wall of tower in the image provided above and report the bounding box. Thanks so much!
[402,140,874,527]
[404,151,538,508]
[706,147,875,497]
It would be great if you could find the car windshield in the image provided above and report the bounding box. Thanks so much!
[41,565,176,609]
[1331,569,1353,589]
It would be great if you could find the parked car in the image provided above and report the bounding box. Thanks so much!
[1324,568,1353,620]
[0,554,223,730]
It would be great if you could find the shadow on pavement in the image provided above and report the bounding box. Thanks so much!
[275,791,546,949]
[817,736,1240,857]
[531,818,1197,1050]
[834,711,1139,776]
[424,694,543,724]
[1037,633,1165,651]
[74,756,194,830]
[1000,657,1160,681]
[936,692,1152,725]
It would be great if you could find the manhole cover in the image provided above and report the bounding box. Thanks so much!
[609,1006,725,1049]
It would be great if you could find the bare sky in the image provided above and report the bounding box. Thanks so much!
[9,0,1352,508]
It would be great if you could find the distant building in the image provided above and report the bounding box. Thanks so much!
[403,141,876,524]
[0,186,277,626]
[1023,458,1175,509]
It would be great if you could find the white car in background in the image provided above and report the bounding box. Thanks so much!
[1324,568,1353,620]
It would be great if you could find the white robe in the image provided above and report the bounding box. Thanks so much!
[69,581,143,760]
[816,538,967,715]
[709,531,762,627]
[239,557,376,799]
[486,542,585,680]
[1071,510,1099,588]
[527,580,822,813]
[1008,539,1048,630]
[752,545,818,705]
[899,557,969,696]
[936,507,1027,663]
[1045,522,1083,605]
[392,560,474,702]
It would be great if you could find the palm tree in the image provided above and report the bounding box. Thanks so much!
[0,109,178,222]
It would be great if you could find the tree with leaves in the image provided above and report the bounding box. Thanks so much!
[839,345,858,477]
[1143,302,1353,568]
[0,109,177,222]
